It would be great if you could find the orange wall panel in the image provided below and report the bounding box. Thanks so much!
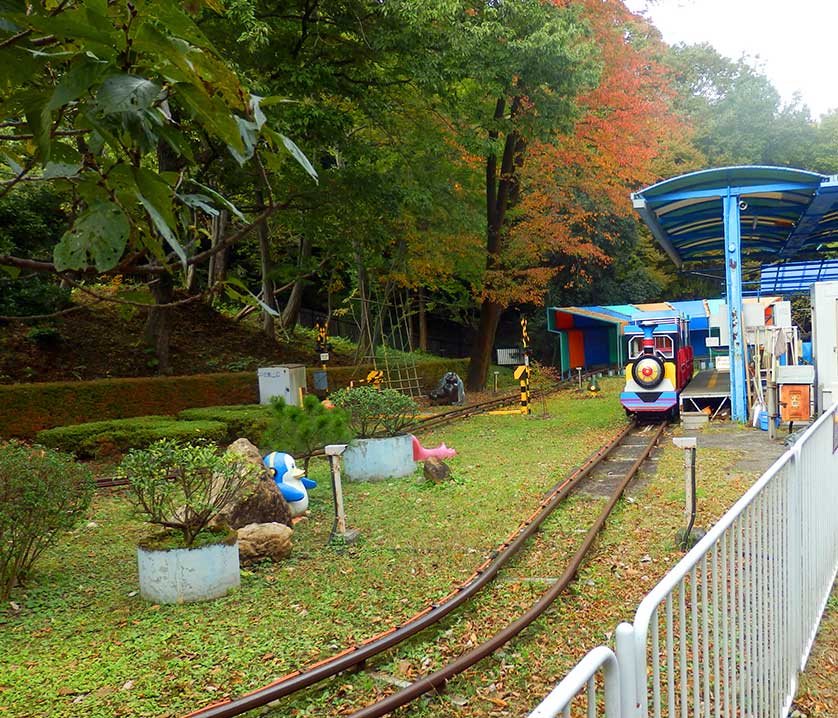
[567,329,586,368]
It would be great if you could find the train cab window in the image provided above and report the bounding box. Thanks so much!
[628,336,644,359]
[654,335,674,358]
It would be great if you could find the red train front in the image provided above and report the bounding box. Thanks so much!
[620,313,693,418]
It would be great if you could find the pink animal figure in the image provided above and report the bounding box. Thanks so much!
[411,435,457,461]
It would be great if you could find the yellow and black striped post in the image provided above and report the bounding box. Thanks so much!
[515,317,531,415]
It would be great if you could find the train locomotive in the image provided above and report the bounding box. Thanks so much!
[620,313,693,418]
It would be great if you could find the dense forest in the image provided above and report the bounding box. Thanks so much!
[2,0,837,389]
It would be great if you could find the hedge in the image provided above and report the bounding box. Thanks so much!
[35,417,228,458]
[0,359,470,439]
[177,405,274,444]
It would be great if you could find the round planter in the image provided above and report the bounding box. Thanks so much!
[342,434,416,482]
[137,538,240,604]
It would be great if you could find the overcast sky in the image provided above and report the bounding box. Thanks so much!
[624,0,838,119]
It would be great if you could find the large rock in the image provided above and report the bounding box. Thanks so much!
[237,522,293,564]
[212,438,292,529]
[423,457,452,483]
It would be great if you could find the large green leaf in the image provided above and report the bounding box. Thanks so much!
[49,56,107,110]
[96,75,162,115]
[23,97,51,164]
[132,168,187,269]
[264,127,318,183]
[177,84,245,159]
[54,201,130,272]
[188,180,246,222]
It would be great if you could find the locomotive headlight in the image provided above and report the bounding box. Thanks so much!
[632,355,664,389]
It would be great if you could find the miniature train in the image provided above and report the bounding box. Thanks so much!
[620,313,693,418]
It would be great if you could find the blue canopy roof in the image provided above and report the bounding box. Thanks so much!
[632,166,838,267]
[752,259,838,295]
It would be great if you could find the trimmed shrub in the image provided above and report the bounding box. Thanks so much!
[0,372,257,439]
[36,417,227,458]
[330,386,419,438]
[0,360,470,439]
[261,395,353,472]
[178,405,273,443]
[0,441,94,599]
[119,439,256,547]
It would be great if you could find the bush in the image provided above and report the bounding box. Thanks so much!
[36,417,228,458]
[261,395,353,472]
[329,386,418,438]
[0,441,94,599]
[178,405,273,443]
[119,439,256,547]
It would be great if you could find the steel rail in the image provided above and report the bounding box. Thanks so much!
[346,421,667,718]
[182,420,637,718]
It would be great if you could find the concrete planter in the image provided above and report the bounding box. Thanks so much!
[137,536,240,604]
[342,435,416,482]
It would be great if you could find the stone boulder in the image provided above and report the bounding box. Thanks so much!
[423,457,452,483]
[212,438,292,529]
[237,522,293,564]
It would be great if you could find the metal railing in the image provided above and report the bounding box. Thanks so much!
[529,646,621,718]
[529,402,838,718]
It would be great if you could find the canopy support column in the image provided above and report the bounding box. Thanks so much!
[723,192,748,422]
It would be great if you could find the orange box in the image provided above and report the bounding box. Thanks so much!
[780,384,811,422]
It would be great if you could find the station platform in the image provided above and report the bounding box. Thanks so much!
[679,369,730,418]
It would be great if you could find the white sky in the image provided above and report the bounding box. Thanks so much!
[625,0,838,119]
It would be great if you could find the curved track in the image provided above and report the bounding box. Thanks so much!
[184,420,666,718]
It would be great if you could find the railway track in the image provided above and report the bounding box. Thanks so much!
[183,419,667,718]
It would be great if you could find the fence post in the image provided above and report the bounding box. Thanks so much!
[616,621,637,718]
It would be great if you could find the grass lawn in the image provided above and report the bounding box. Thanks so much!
[0,378,772,718]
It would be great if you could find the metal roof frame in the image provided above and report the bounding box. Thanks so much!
[632,166,838,421]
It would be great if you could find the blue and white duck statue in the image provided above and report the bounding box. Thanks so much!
[263,451,317,517]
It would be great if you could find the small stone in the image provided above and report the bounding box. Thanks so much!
[86,522,98,529]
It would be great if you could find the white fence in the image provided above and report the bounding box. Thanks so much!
[530,402,838,718]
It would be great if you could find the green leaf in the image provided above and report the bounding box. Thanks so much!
[54,201,130,272]
[1,152,23,175]
[0,265,21,280]
[49,56,107,110]
[177,193,219,217]
[224,277,279,316]
[43,161,82,179]
[176,84,244,158]
[188,180,246,222]
[147,3,214,50]
[96,75,162,114]
[23,98,51,165]
[132,168,187,269]
[264,128,318,183]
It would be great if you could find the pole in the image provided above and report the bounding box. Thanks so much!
[673,437,697,549]
[519,317,531,415]
[325,444,359,544]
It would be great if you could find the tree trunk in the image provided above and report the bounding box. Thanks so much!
[208,210,228,286]
[466,298,502,391]
[144,271,174,375]
[254,189,276,339]
[465,96,523,392]
[280,235,312,330]
[353,239,372,362]
[417,287,428,352]
[143,140,181,375]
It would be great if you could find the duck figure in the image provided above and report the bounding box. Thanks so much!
[263,451,318,517]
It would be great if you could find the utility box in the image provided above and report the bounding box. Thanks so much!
[258,364,307,406]
[810,281,838,413]
[780,384,811,422]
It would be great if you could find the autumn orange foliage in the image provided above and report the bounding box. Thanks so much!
[494,0,690,304]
